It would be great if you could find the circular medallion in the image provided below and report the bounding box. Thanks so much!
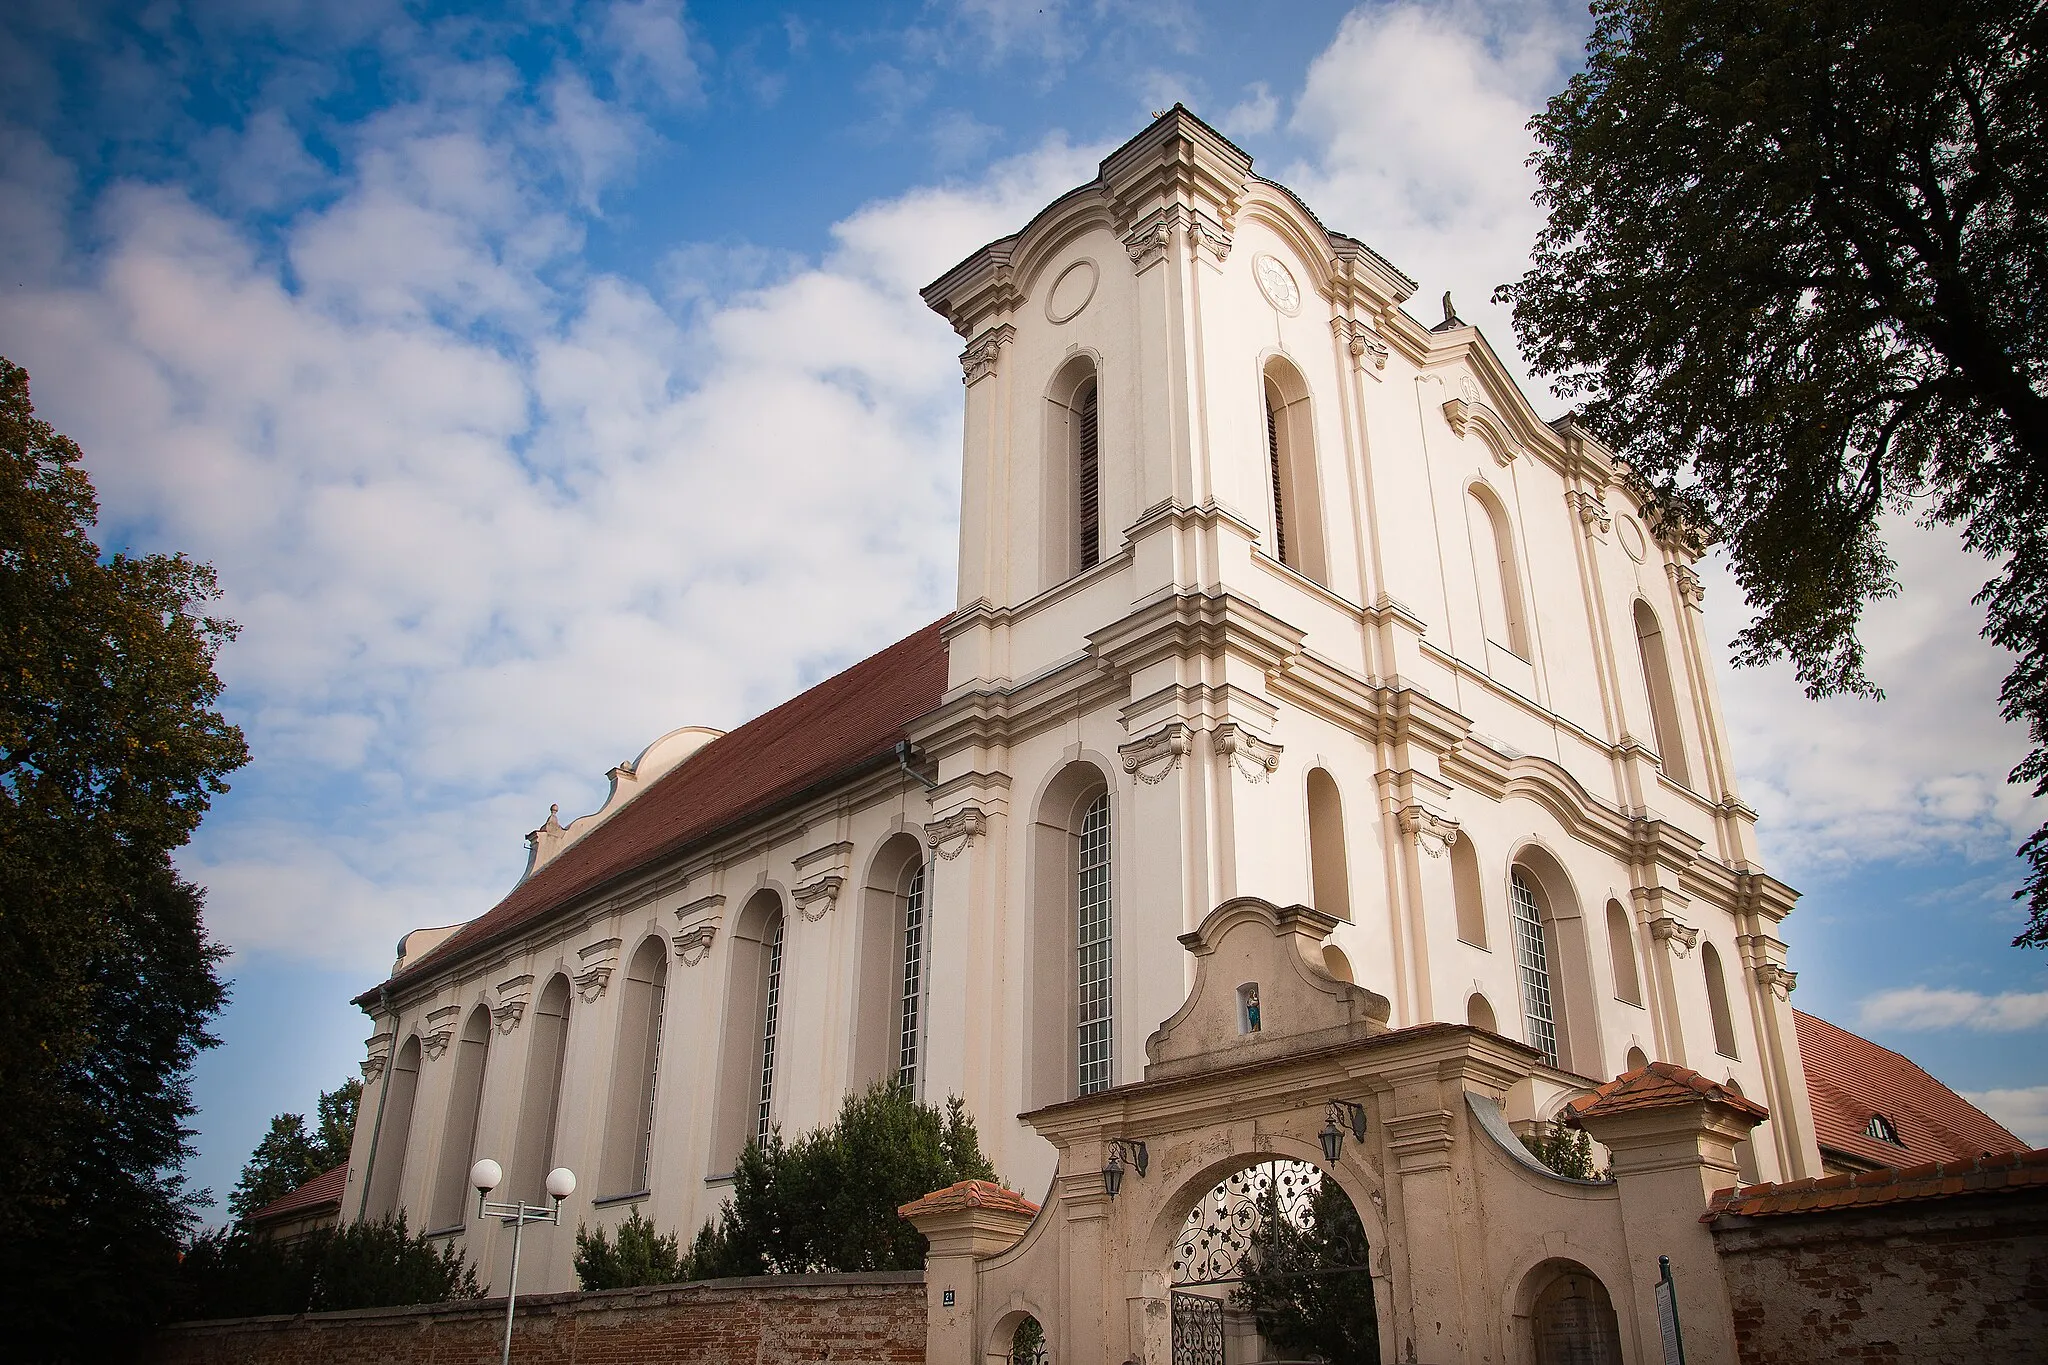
[1254,254,1301,315]
[1459,374,1481,405]
[1619,515,1648,562]
[1045,258,1099,324]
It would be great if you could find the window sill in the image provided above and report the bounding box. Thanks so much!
[593,1189,651,1208]
[1456,936,1490,951]
[704,1172,736,1188]
[424,1223,467,1240]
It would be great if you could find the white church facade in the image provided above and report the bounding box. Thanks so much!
[341,108,1827,1324]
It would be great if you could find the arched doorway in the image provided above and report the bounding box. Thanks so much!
[1168,1159,1377,1365]
[1519,1260,1623,1365]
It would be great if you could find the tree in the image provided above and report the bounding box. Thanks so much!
[1233,1177,1379,1365]
[177,1213,482,1320]
[686,1082,999,1277]
[228,1076,361,1223]
[1496,0,2048,939]
[1521,1117,1606,1181]
[0,357,249,1357]
[574,1208,685,1290]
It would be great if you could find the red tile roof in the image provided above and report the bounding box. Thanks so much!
[1705,1148,2048,1221]
[1568,1061,1771,1124]
[362,620,950,999]
[1795,1010,2026,1169]
[248,1162,347,1226]
[898,1179,1041,1221]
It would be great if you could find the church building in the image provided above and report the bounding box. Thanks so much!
[337,109,2022,1354]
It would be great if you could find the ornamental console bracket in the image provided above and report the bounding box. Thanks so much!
[574,938,620,1002]
[926,806,988,861]
[1120,723,1191,786]
[492,974,534,1033]
[1213,721,1282,783]
[793,874,846,922]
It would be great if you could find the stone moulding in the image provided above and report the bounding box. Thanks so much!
[793,874,846,922]
[1398,804,1461,858]
[574,938,620,1003]
[926,806,988,861]
[1331,316,1389,374]
[492,974,534,1033]
[1668,562,1706,608]
[361,1031,393,1081]
[1650,914,1700,958]
[1212,721,1281,783]
[1122,205,1233,271]
[958,324,1015,386]
[421,1005,460,1061]
[1119,723,1191,785]
[672,923,717,967]
[1754,962,1798,1000]
[1566,488,1613,534]
[1442,397,1521,465]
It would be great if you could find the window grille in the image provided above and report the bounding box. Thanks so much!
[1076,792,1114,1094]
[1510,868,1558,1066]
[898,862,926,1092]
[756,916,784,1144]
[1078,383,1100,570]
[1864,1113,1902,1145]
[1266,399,1288,565]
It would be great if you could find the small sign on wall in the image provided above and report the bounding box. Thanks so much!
[943,1289,956,1308]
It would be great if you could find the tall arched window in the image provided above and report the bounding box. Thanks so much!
[1451,833,1487,947]
[1262,358,1327,585]
[599,937,668,1197]
[1606,899,1643,1007]
[1306,768,1351,921]
[429,1005,491,1230]
[1045,358,1103,585]
[1703,942,1739,1059]
[512,974,571,1203]
[1509,867,1559,1067]
[1634,599,1692,788]
[757,912,785,1142]
[1467,484,1529,658]
[1076,791,1114,1094]
[363,1034,421,1221]
[898,861,927,1092]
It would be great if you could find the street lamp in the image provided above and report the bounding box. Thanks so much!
[1101,1138,1148,1198]
[472,1159,576,1365]
[1318,1099,1369,1166]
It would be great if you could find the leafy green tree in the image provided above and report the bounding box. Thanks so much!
[0,358,248,1357]
[574,1208,686,1290]
[177,1213,481,1320]
[1496,0,2048,940]
[1233,1178,1379,1365]
[228,1076,362,1223]
[686,1082,1000,1277]
[1521,1117,1606,1181]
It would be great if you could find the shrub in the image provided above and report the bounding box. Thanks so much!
[1521,1117,1606,1181]
[176,1213,481,1319]
[574,1208,684,1290]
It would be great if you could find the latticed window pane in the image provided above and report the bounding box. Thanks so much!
[1510,869,1558,1066]
[1076,792,1114,1094]
[636,980,665,1190]
[756,916,784,1144]
[1078,384,1100,571]
[898,862,926,1092]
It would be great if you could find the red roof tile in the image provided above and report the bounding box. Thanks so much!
[1568,1061,1770,1124]
[898,1179,1041,1221]
[1705,1148,2048,1221]
[363,620,950,999]
[1794,1010,2026,1169]
[248,1163,347,1226]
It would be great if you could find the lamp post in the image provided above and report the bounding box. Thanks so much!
[470,1159,576,1365]
[1318,1099,1370,1166]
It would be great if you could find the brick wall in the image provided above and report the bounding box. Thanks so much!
[1711,1191,2048,1365]
[151,1272,927,1365]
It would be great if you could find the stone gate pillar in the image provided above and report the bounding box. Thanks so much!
[900,1180,1039,1364]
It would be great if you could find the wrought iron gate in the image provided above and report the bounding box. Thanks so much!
[1170,1290,1225,1365]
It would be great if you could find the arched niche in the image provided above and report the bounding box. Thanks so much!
[1043,354,1103,588]
[1451,831,1487,948]
[1703,941,1740,1059]
[1305,768,1351,921]
[598,935,669,1198]
[1513,1258,1624,1365]
[1027,761,1114,1107]
[1604,899,1643,1007]
[1467,481,1530,659]
[363,1034,422,1221]
[855,831,929,1092]
[1321,943,1355,984]
[512,973,572,1203]
[1467,992,1499,1035]
[429,1003,492,1230]
[1505,842,1603,1078]
[710,888,787,1171]
[1261,355,1328,586]
[1633,598,1692,788]
[1625,1045,1649,1073]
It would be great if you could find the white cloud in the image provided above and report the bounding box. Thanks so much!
[1222,81,1278,138]
[1961,1085,2048,1146]
[1861,986,2048,1033]
[0,52,1099,975]
[598,0,704,105]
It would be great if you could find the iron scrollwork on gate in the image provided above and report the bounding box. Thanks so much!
[1170,1158,1321,1286]
[1170,1290,1225,1365]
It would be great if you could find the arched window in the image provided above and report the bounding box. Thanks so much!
[1625,1045,1649,1073]
[1467,992,1498,1034]
[1864,1112,1903,1146]
[429,1005,491,1230]
[1605,899,1642,1006]
[1634,599,1692,788]
[512,974,571,1203]
[1306,768,1351,921]
[1703,941,1739,1059]
[711,890,788,1169]
[1467,484,1529,658]
[599,937,668,1197]
[1263,358,1327,585]
[898,861,927,1092]
[363,1034,421,1221]
[1509,867,1559,1067]
[1045,358,1103,585]
[1451,833,1487,948]
[1076,791,1114,1094]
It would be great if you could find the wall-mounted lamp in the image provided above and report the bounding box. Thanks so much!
[1319,1099,1369,1166]
[1102,1138,1148,1198]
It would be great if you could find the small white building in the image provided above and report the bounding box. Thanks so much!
[342,108,1828,1303]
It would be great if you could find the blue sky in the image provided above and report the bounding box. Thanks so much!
[2,0,2042,1219]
